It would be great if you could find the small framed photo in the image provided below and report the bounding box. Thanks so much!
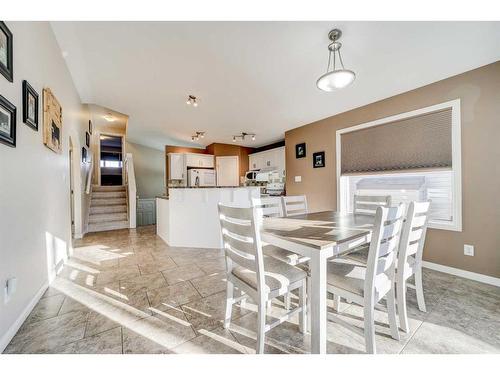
[82,147,87,163]
[86,131,90,147]
[0,21,13,82]
[295,143,306,158]
[88,120,92,134]
[313,151,325,168]
[0,94,16,147]
[23,80,39,130]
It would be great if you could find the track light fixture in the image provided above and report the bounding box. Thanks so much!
[232,132,256,142]
[186,95,198,107]
[190,131,205,142]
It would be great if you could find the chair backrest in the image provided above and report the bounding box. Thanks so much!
[218,204,265,291]
[353,195,392,216]
[282,195,308,217]
[252,196,284,218]
[364,204,405,302]
[397,201,431,276]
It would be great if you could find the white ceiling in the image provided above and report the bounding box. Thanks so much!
[51,21,500,150]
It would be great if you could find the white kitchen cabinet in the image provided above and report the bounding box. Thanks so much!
[216,156,239,187]
[248,146,285,177]
[185,153,214,168]
[168,153,185,180]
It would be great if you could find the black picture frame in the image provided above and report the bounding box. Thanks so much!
[22,80,39,130]
[88,120,92,134]
[82,147,87,163]
[0,21,13,82]
[295,143,306,158]
[85,131,90,147]
[0,94,16,147]
[313,151,325,168]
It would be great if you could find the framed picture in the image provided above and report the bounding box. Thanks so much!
[313,151,325,168]
[22,80,39,130]
[0,94,16,147]
[82,147,87,163]
[295,143,306,158]
[0,21,13,82]
[43,88,63,153]
[88,120,92,134]
[86,131,90,147]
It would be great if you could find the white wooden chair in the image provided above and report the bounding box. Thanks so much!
[218,203,307,354]
[252,197,310,310]
[396,201,431,332]
[346,194,392,263]
[327,205,405,354]
[282,195,308,217]
[353,194,392,216]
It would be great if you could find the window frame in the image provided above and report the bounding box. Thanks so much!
[336,99,462,232]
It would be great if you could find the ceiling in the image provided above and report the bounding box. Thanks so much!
[51,22,500,150]
[88,104,128,134]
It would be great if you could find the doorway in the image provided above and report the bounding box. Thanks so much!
[99,134,123,186]
[69,138,75,235]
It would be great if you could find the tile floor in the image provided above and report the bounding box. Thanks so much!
[4,225,500,354]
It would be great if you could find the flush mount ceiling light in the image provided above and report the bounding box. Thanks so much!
[191,131,205,142]
[316,29,356,91]
[186,95,198,107]
[103,113,115,122]
[232,132,256,143]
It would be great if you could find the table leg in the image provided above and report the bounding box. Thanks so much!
[310,251,327,354]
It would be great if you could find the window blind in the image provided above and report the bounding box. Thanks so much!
[340,108,452,174]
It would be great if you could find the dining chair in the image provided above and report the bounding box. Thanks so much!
[346,194,392,263]
[252,197,310,310]
[282,195,308,217]
[218,203,307,353]
[326,205,405,354]
[396,200,431,332]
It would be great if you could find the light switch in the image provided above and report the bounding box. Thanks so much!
[4,277,17,304]
[294,176,302,183]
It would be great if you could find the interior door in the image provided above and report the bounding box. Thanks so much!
[216,156,239,187]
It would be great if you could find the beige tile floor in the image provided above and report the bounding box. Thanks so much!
[4,225,500,354]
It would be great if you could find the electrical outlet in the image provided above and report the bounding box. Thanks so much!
[464,244,474,257]
[294,176,302,183]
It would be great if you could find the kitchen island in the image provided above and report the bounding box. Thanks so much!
[156,187,260,248]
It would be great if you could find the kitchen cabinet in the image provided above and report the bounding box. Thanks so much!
[216,156,239,187]
[248,146,285,177]
[185,153,214,168]
[168,153,185,180]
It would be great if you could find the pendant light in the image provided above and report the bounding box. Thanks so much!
[316,29,356,91]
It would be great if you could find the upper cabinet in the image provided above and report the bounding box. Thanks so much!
[168,153,186,180]
[249,146,285,177]
[185,153,215,168]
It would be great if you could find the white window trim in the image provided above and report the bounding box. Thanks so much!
[336,99,462,232]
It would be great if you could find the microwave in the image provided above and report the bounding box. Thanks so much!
[187,169,216,187]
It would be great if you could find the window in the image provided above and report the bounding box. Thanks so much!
[100,160,122,168]
[336,99,462,231]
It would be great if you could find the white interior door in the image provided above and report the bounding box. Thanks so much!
[216,156,239,187]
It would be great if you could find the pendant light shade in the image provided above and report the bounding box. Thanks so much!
[317,29,356,91]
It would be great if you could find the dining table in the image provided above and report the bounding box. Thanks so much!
[260,210,375,354]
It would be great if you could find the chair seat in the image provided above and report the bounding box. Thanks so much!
[263,244,310,266]
[345,245,369,264]
[232,257,307,294]
[327,258,391,301]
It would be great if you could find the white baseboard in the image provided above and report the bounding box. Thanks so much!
[0,281,49,353]
[422,261,500,287]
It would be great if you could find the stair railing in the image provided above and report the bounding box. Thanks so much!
[124,153,137,228]
[85,155,93,194]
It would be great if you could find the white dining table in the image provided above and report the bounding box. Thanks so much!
[261,211,375,354]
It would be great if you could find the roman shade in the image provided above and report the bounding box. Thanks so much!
[341,108,452,174]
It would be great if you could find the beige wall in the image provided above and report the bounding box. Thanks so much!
[127,142,165,199]
[285,61,500,278]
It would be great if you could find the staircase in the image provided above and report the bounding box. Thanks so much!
[88,185,129,232]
